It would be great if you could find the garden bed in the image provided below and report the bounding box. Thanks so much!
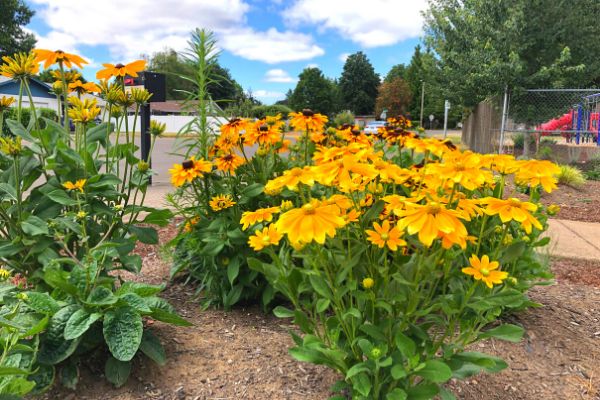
[507,180,600,223]
[41,225,600,400]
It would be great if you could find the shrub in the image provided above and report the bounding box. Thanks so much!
[512,132,536,150]
[556,164,586,186]
[252,104,293,120]
[333,110,355,127]
[2,107,57,136]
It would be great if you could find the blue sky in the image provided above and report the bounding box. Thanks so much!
[24,0,428,104]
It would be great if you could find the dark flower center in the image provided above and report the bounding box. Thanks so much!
[351,129,361,136]
[182,160,194,169]
[229,117,241,124]
[259,124,268,132]
[115,63,125,68]
[302,109,314,117]
[444,140,457,150]
[56,50,64,54]
[223,154,234,161]
[341,123,350,129]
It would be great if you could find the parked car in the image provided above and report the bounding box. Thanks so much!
[61,117,75,132]
[364,121,388,135]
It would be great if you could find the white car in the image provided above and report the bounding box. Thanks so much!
[364,121,388,135]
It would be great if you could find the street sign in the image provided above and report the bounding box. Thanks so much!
[445,100,451,109]
[380,112,386,120]
[429,115,434,121]
[382,110,388,113]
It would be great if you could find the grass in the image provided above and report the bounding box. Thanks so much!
[556,164,586,187]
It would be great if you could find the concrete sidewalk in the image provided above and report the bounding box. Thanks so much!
[545,219,600,261]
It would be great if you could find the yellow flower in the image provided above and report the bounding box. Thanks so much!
[288,109,328,133]
[1,52,39,80]
[280,200,294,212]
[137,160,149,173]
[405,138,453,157]
[248,224,283,251]
[62,179,86,193]
[480,197,543,234]
[396,201,467,247]
[264,187,283,197]
[366,220,407,251]
[240,207,281,230]
[363,278,374,290]
[69,104,101,123]
[214,153,245,175]
[244,123,281,147]
[515,171,558,193]
[0,96,16,112]
[220,117,250,137]
[320,195,352,214]
[76,211,87,220]
[149,120,167,136]
[210,194,236,211]
[265,167,317,191]
[169,156,211,187]
[16,292,28,301]
[547,205,560,215]
[462,254,508,289]
[0,269,10,278]
[32,49,87,69]
[275,199,345,244]
[131,88,153,105]
[316,151,378,190]
[68,80,100,95]
[116,91,135,108]
[339,208,360,223]
[184,218,199,232]
[96,60,147,80]
[0,137,21,156]
[429,152,492,191]
[290,240,307,251]
[50,69,82,84]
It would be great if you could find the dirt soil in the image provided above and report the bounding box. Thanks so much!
[42,224,600,400]
[507,180,600,223]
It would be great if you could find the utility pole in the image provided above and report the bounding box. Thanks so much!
[443,100,450,139]
[498,85,509,154]
[419,80,425,128]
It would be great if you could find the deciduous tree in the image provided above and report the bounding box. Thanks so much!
[289,67,332,115]
[376,77,413,118]
[0,0,36,59]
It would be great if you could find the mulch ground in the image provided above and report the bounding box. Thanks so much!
[507,179,600,223]
[42,224,600,400]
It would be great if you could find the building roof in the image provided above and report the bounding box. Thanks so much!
[0,77,55,98]
[128,99,223,114]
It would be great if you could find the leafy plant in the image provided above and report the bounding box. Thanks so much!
[556,164,586,186]
[333,110,356,128]
[512,132,536,150]
[2,107,57,136]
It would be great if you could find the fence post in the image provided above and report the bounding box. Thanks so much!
[498,85,509,154]
[576,103,582,145]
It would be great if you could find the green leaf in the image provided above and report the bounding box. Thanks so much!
[414,360,452,382]
[289,347,331,366]
[353,372,371,397]
[363,200,385,224]
[346,362,371,379]
[44,269,79,296]
[7,119,36,142]
[139,331,166,366]
[2,378,36,396]
[309,274,333,300]
[144,297,177,314]
[483,356,509,374]
[0,366,31,376]
[241,183,265,198]
[273,306,295,318]
[103,306,143,361]
[439,387,458,400]
[27,363,55,395]
[46,189,79,206]
[149,308,194,326]
[387,388,408,400]
[60,363,78,389]
[406,384,440,400]
[0,183,17,201]
[64,309,103,340]
[105,357,130,387]
[360,324,388,343]
[247,257,264,273]
[132,282,165,298]
[85,287,117,306]
[119,255,142,274]
[532,237,551,247]
[476,324,524,343]
[22,292,60,314]
[452,351,497,367]
[128,225,159,245]
[395,333,415,357]
[498,240,527,265]
[21,215,49,236]
[227,257,240,285]
[120,293,152,313]
[0,244,26,258]
[330,380,349,391]
[16,313,49,339]
[391,364,407,379]
[485,290,524,307]
[37,305,82,364]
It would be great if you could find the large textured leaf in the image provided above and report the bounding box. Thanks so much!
[64,309,104,340]
[128,226,158,245]
[26,363,55,395]
[103,306,143,361]
[21,215,49,236]
[22,292,60,314]
[132,283,165,298]
[60,363,78,389]
[85,287,117,306]
[105,357,130,387]
[120,293,152,313]
[149,308,194,326]
[37,305,82,364]
[144,297,177,314]
[139,331,166,366]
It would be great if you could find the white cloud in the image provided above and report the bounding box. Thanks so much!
[251,90,285,98]
[262,69,298,83]
[219,28,324,64]
[284,0,427,48]
[338,53,351,62]
[28,0,324,66]
[306,63,318,68]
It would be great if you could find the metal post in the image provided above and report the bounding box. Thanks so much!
[443,101,449,139]
[597,109,600,147]
[140,103,152,184]
[576,103,582,145]
[498,85,509,154]
[419,81,425,128]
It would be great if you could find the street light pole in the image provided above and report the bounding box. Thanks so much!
[419,80,425,128]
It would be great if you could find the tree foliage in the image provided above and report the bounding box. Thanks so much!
[34,68,87,84]
[385,63,407,83]
[0,0,36,59]
[289,67,332,116]
[339,51,380,115]
[423,0,600,109]
[376,77,413,118]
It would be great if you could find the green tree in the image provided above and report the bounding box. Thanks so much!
[0,0,36,59]
[423,0,600,110]
[339,51,380,115]
[404,45,425,119]
[143,48,196,100]
[328,78,344,115]
[385,63,407,83]
[206,62,238,102]
[275,89,292,106]
[289,67,332,115]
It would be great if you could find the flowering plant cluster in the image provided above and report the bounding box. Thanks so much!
[0,50,191,393]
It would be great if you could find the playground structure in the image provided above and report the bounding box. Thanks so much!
[536,91,600,145]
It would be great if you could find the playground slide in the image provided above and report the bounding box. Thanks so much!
[538,113,572,134]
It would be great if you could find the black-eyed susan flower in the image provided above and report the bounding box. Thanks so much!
[210,194,236,212]
[248,224,283,251]
[396,201,467,247]
[479,197,543,234]
[244,124,281,147]
[462,254,508,288]
[280,200,294,212]
[240,207,281,230]
[169,156,211,187]
[429,152,492,191]
[131,88,152,105]
[68,80,100,95]
[32,49,87,69]
[0,137,21,156]
[220,117,250,137]
[50,69,82,84]
[214,153,245,175]
[0,96,16,113]
[62,179,86,193]
[265,167,317,191]
[1,52,39,81]
[547,205,560,215]
[275,199,345,244]
[149,120,167,136]
[366,220,406,251]
[264,186,283,197]
[289,109,328,133]
[96,60,147,80]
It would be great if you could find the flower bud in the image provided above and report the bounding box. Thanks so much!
[363,278,374,290]
[522,236,531,243]
[76,211,87,220]
[547,205,560,215]
[222,257,230,266]
[257,146,268,157]
[138,160,150,173]
[494,226,503,234]
[281,200,294,212]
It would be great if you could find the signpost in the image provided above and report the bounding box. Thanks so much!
[380,110,387,120]
[124,72,166,184]
[443,101,451,139]
[429,114,434,130]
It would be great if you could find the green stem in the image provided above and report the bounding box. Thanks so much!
[59,63,70,136]
[475,214,488,256]
[13,157,22,226]
[416,150,429,197]
[493,223,510,260]
[17,82,23,124]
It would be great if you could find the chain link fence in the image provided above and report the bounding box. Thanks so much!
[462,89,600,166]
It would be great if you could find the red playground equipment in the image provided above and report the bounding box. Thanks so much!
[537,110,599,142]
